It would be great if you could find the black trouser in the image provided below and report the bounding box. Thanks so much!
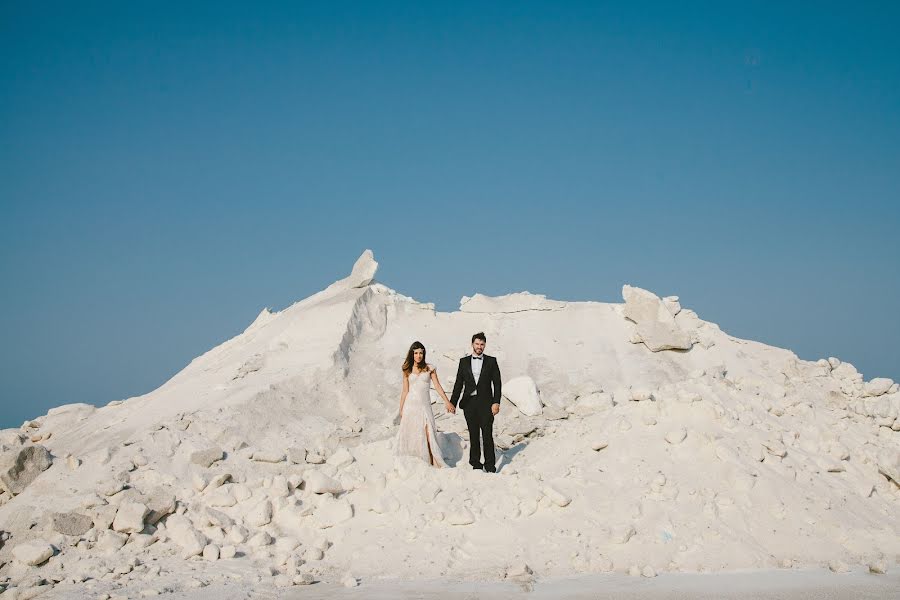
[464,405,495,471]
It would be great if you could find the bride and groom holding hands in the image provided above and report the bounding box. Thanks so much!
[395,332,502,472]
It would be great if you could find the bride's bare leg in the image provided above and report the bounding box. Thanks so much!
[424,424,441,468]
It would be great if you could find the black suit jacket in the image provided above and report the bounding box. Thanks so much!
[450,354,502,411]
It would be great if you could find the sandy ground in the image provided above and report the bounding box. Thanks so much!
[127,569,899,600]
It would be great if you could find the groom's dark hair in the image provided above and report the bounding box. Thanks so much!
[472,332,486,343]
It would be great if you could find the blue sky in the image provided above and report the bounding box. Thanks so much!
[2,2,898,428]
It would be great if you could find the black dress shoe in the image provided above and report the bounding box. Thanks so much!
[471,464,483,470]
[485,468,496,473]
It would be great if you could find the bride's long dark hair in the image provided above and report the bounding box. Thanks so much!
[402,341,427,375]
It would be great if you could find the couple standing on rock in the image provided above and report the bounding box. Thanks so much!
[395,332,502,472]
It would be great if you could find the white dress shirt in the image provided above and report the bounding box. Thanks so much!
[470,354,483,395]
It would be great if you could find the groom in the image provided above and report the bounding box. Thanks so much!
[450,332,502,472]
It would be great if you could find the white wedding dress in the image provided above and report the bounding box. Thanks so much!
[395,368,448,467]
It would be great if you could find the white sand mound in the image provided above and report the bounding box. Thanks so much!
[0,250,897,598]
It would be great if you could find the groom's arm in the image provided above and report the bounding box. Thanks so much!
[450,359,465,408]
[491,358,502,405]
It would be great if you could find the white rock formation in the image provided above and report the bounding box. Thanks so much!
[503,376,543,416]
[0,445,52,495]
[460,292,567,313]
[12,541,54,566]
[0,250,897,595]
[864,378,894,397]
[622,285,693,351]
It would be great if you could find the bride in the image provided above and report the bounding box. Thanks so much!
[395,341,456,467]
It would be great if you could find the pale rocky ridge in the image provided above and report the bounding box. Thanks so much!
[0,250,897,598]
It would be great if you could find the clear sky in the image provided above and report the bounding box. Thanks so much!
[2,2,898,429]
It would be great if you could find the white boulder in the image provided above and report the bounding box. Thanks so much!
[0,445,53,495]
[165,514,208,557]
[503,376,543,416]
[305,470,343,495]
[622,285,693,352]
[246,500,273,527]
[864,378,894,397]
[112,502,149,534]
[13,541,54,566]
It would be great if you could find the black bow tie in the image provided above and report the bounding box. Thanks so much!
[472,356,482,360]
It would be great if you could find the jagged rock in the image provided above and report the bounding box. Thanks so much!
[51,512,94,536]
[306,452,326,464]
[503,376,543,416]
[95,530,128,554]
[112,502,149,534]
[204,507,234,529]
[622,285,693,352]
[145,487,177,524]
[220,544,237,559]
[0,445,53,495]
[864,378,894,397]
[641,566,657,578]
[287,447,308,464]
[205,472,232,490]
[12,541,54,566]
[304,470,343,494]
[326,249,378,291]
[165,514,207,557]
[190,448,224,468]
[90,504,117,530]
[342,574,359,587]
[246,500,273,527]
[662,296,681,316]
